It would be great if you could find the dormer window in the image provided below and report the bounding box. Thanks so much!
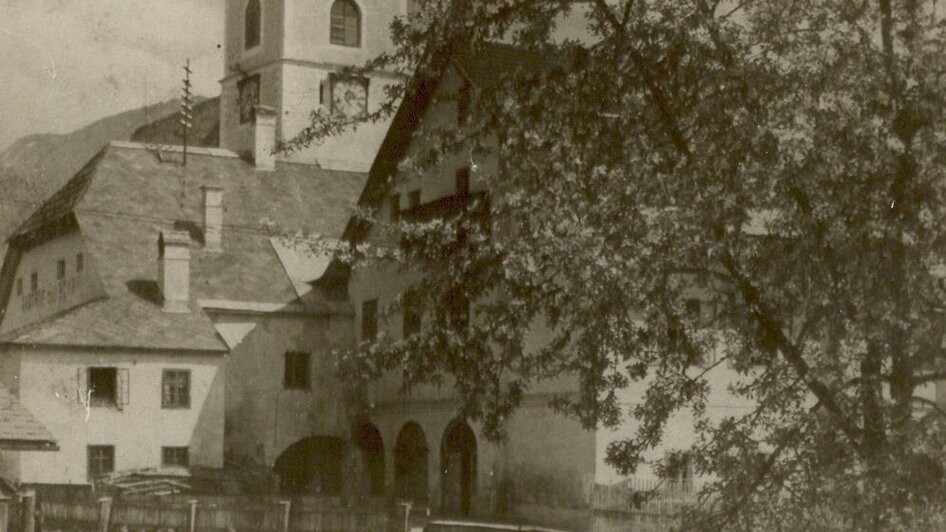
[330,0,361,47]
[245,0,261,50]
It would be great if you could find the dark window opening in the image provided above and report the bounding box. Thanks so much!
[57,259,66,280]
[76,253,84,273]
[684,299,701,324]
[395,422,429,504]
[330,0,361,47]
[362,299,378,341]
[457,81,471,127]
[30,272,37,293]
[88,445,115,480]
[455,167,470,198]
[15,278,22,297]
[162,446,189,467]
[403,291,422,338]
[89,368,118,407]
[274,436,345,495]
[408,190,421,209]
[390,194,401,222]
[162,369,190,409]
[357,423,385,496]
[666,451,694,492]
[284,351,311,389]
[244,0,261,49]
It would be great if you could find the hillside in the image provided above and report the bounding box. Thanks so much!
[0,96,220,240]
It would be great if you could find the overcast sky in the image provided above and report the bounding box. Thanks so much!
[0,0,225,151]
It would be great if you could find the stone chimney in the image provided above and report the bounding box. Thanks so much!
[158,231,191,313]
[253,105,277,171]
[201,185,224,252]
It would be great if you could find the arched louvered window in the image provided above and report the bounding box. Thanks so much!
[330,0,361,47]
[245,0,261,49]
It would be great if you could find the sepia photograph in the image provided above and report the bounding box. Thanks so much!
[0,0,945,531]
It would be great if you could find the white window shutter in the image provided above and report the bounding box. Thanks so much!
[117,368,130,409]
[76,368,88,404]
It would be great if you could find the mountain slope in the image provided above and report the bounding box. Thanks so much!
[0,96,219,240]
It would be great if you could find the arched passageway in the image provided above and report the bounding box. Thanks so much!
[356,422,385,496]
[273,436,345,495]
[441,419,476,515]
[394,421,429,504]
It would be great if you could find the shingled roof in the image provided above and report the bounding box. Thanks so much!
[0,382,57,450]
[1,142,366,351]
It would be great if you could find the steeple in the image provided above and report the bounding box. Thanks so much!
[219,0,410,171]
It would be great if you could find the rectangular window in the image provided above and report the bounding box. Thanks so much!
[77,253,84,273]
[362,299,378,341]
[89,368,118,407]
[284,351,311,389]
[684,299,702,324]
[162,370,190,409]
[389,194,401,222]
[457,81,471,126]
[408,190,421,209]
[87,445,115,480]
[15,278,22,297]
[162,446,189,468]
[30,272,37,293]
[448,291,470,330]
[56,259,66,280]
[403,291,422,338]
[238,74,261,124]
[455,167,470,197]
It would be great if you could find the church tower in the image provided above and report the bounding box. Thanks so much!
[220,0,410,171]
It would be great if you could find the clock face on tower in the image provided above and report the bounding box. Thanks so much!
[330,75,368,118]
[238,75,261,124]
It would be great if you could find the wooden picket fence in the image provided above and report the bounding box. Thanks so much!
[589,478,701,532]
[23,495,391,532]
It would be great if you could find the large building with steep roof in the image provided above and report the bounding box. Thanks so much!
[0,136,364,487]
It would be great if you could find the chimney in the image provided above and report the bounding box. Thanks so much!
[158,231,191,313]
[253,105,277,171]
[201,185,224,252]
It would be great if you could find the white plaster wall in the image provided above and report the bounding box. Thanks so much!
[14,349,225,485]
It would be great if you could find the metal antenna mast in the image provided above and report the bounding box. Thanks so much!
[180,59,194,166]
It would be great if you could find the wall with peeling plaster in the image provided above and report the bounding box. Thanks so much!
[2,348,223,485]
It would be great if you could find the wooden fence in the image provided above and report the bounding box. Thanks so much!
[26,496,391,532]
[589,478,701,532]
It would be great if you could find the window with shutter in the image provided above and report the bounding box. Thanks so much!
[88,367,118,408]
[330,0,361,47]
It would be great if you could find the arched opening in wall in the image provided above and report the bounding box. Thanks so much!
[441,419,476,516]
[244,0,261,49]
[273,436,345,495]
[356,422,385,496]
[329,0,361,47]
[395,421,429,505]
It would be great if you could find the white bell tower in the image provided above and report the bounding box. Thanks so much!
[220,0,411,171]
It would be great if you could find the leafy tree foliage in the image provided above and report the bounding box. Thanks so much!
[291,0,946,529]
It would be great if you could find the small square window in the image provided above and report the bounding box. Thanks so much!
[162,370,190,409]
[30,272,37,293]
[89,368,118,407]
[88,445,115,480]
[57,259,66,280]
[15,278,22,297]
[362,299,378,341]
[408,190,421,209]
[77,253,84,273]
[162,446,189,467]
[284,351,311,389]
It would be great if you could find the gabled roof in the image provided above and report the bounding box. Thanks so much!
[0,382,57,451]
[2,142,366,350]
[319,42,540,287]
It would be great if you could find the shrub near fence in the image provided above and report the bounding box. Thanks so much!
[38,496,391,532]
